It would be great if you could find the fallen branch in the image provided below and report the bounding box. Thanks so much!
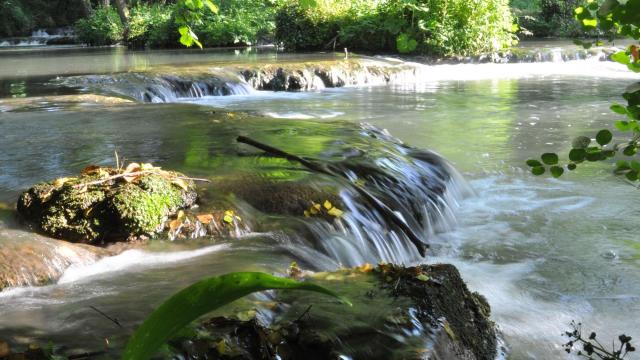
[73,171,210,189]
[236,136,428,256]
[89,305,122,328]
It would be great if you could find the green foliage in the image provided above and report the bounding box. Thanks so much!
[127,4,176,48]
[511,0,585,37]
[0,0,89,37]
[123,272,349,360]
[275,0,516,56]
[527,0,640,183]
[75,0,277,49]
[75,6,124,46]
[193,0,279,47]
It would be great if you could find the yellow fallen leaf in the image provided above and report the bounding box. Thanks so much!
[176,210,186,220]
[197,214,214,224]
[124,162,141,174]
[443,321,457,341]
[81,165,101,175]
[356,263,374,273]
[303,210,310,217]
[215,340,226,355]
[53,177,75,187]
[169,218,182,232]
[416,274,430,282]
[327,207,344,217]
[313,203,321,211]
[171,178,189,190]
[309,207,319,215]
[323,200,333,210]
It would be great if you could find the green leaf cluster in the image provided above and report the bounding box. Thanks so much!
[275,0,517,56]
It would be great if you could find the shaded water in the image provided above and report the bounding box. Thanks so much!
[0,44,639,359]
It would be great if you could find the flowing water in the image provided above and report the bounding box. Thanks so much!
[0,42,639,359]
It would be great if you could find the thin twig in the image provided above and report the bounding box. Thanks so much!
[73,170,154,188]
[174,176,211,183]
[294,305,313,323]
[89,306,122,328]
[73,171,210,189]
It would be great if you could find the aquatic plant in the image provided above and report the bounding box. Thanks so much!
[122,272,349,360]
[527,0,640,180]
[563,321,636,360]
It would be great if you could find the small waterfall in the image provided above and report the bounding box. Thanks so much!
[286,124,471,267]
[64,71,256,102]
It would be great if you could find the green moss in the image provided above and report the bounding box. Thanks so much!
[111,174,192,235]
[17,170,197,244]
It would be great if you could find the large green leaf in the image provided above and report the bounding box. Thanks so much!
[123,272,350,360]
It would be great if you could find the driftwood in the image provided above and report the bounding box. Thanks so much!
[236,136,428,256]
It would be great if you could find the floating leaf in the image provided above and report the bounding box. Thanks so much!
[567,163,577,171]
[626,170,639,181]
[122,272,350,360]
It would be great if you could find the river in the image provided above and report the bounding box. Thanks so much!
[0,42,638,359]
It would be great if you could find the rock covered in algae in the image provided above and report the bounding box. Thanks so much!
[17,164,198,244]
[170,263,497,360]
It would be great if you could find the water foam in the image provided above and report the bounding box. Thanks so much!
[58,244,229,284]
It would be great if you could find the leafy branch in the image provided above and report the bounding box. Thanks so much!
[526,0,640,181]
[174,0,219,48]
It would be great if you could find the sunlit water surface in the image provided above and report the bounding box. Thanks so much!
[0,45,639,359]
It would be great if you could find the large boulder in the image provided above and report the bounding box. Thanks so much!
[170,263,497,360]
[17,165,198,244]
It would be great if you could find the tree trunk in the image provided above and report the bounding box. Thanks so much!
[103,0,110,7]
[113,0,129,43]
[79,0,93,17]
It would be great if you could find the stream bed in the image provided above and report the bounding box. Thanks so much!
[0,42,639,359]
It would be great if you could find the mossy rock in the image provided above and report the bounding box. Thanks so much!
[170,263,497,360]
[17,170,197,244]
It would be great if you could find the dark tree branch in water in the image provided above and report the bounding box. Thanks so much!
[89,305,122,328]
[236,135,428,256]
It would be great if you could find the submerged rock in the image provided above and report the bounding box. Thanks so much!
[17,165,198,244]
[0,236,109,291]
[170,264,496,360]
